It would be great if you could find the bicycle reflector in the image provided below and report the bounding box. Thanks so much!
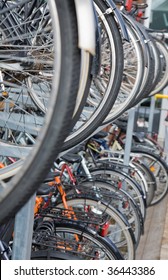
[125,0,133,12]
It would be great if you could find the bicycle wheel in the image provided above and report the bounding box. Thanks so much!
[89,167,146,219]
[78,179,143,248]
[126,19,155,106]
[120,132,163,156]
[131,149,168,205]
[31,250,83,260]
[56,196,135,260]
[149,39,168,96]
[0,0,80,223]
[103,16,144,123]
[29,49,92,128]
[105,155,156,207]
[32,220,122,260]
[62,0,124,151]
[96,156,148,201]
[131,159,156,207]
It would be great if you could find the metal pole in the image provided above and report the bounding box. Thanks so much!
[12,194,35,260]
[148,96,155,134]
[144,0,152,28]
[158,87,168,145]
[123,108,136,166]
[164,123,168,165]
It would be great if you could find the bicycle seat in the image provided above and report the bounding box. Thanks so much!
[44,171,60,183]
[61,152,82,163]
[113,119,127,132]
[69,144,85,154]
[133,132,145,143]
[93,131,108,139]
[37,184,54,196]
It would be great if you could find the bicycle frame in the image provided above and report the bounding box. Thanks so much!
[34,173,78,221]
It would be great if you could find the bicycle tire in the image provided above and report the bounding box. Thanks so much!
[89,167,146,219]
[96,156,148,200]
[0,0,80,223]
[132,160,156,207]
[56,196,135,260]
[149,39,168,96]
[103,15,145,124]
[31,250,83,260]
[131,148,168,205]
[126,19,155,106]
[62,0,124,151]
[32,221,123,260]
[78,179,142,248]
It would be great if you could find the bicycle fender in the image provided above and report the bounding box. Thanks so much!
[103,0,129,41]
[91,7,101,76]
[74,0,96,55]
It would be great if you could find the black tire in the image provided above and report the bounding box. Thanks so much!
[31,250,82,260]
[90,167,146,219]
[62,0,124,151]
[149,39,168,96]
[132,160,156,207]
[131,148,168,205]
[0,0,80,223]
[32,221,123,260]
[103,14,145,124]
[78,179,143,248]
[126,19,155,106]
[56,196,135,259]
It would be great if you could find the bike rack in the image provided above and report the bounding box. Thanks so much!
[148,96,155,134]
[164,123,168,165]
[155,93,168,164]
[123,107,136,166]
[12,194,35,260]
